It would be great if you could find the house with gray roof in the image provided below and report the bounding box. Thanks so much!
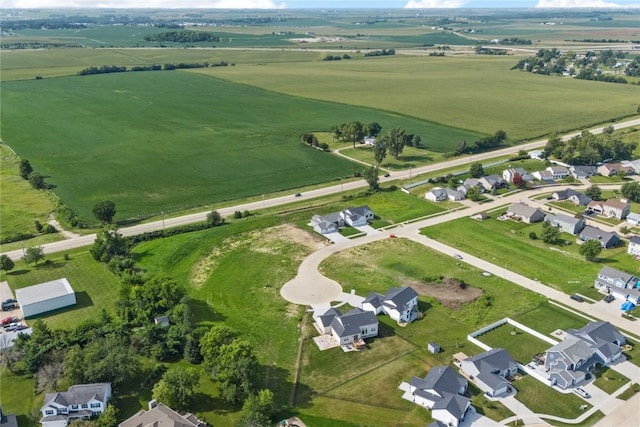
[362,286,419,323]
[41,383,111,427]
[545,213,584,235]
[594,266,640,304]
[426,187,465,202]
[545,321,626,389]
[570,165,597,179]
[552,189,591,206]
[319,307,378,347]
[119,401,204,427]
[401,366,471,427]
[460,348,517,397]
[340,205,373,227]
[547,166,570,179]
[503,167,533,183]
[628,235,640,257]
[506,203,545,223]
[0,406,18,427]
[310,212,343,234]
[626,212,640,226]
[533,169,554,182]
[578,226,620,249]
[478,174,507,191]
[311,206,374,234]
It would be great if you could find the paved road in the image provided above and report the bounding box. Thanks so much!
[3,117,639,261]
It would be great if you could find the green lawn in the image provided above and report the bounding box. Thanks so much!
[512,302,588,335]
[592,366,630,394]
[337,145,447,170]
[542,410,605,427]
[477,323,553,364]
[514,374,591,418]
[618,383,640,401]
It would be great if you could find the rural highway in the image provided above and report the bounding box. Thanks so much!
[2,117,639,261]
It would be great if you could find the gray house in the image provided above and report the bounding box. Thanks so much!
[327,307,379,346]
[594,266,640,304]
[544,213,585,235]
[570,165,597,179]
[578,226,621,249]
[552,189,592,206]
[506,203,545,223]
[460,348,517,397]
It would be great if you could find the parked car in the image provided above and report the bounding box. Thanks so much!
[4,323,23,332]
[573,387,591,399]
[1,316,18,326]
[384,172,390,177]
[604,294,615,303]
[570,294,584,302]
[1,302,16,311]
[2,299,16,305]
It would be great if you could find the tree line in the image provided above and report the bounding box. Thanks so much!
[364,49,395,57]
[143,30,220,43]
[77,61,228,76]
[452,130,508,156]
[544,127,637,165]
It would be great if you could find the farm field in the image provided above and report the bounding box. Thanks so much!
[421,215,640,296]
[1,71,479,223]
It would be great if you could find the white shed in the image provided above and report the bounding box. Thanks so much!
[16,278,76,318]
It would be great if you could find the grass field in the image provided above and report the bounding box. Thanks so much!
[592,366,630,394]
[514,374,591,418]
[477,323,552,363]
[1,70,480,223]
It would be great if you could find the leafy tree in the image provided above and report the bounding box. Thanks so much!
[91,227,129,263]
[512,173,525,188]
[82,336,140,386]
[152,367,199,410]
[19,159,33,180]
[97,404,118,427]
[373,139,387,167]
[92,201,117,224]
[541,221,560,244]
[585,185,602,201]
[64,345,86,384]
[411,135,422,148]
[363,166,380,191]
[215,339,259,404]
[345,121,365,148]
[28,172,46,189]
[469,162,484,178]
[529,231,537,240]
[201,325,236,369]
[621,181,640,203]
[24,246,45,266]
[36,359,64,393]
[206,210,225,226]
[236,389,275,427]
[365,122,382,137]
[0,254,15,272]
[579,239,602,261]
[620,226,631,235]
[387,127,407,160]
[466,186,482,201]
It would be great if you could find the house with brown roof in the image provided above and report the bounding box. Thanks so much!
[587,199,630,220]
[118,401,205,427]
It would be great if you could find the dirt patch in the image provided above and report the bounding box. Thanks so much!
[403,276,483,310]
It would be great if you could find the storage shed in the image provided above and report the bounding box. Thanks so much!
[428,341,441,354]
[15,278,76,318]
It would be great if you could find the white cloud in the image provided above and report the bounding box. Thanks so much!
[405,0,467,8]
[4,0,285,8]
[536,0,639,7]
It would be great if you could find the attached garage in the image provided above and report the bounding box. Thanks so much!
[16,278,76,318]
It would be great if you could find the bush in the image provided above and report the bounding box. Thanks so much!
[233,211,243,219]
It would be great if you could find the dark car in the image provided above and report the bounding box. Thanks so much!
[604,294,615,303]
[2,298,16,305]
[1,302,16,311]
[570,294,584,302]
[294,193,302,197]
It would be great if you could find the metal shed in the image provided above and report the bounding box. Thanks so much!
[15,278,76,318]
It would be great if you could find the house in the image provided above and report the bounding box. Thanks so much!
[621,159,640,174]
[315,307,343,334]
[364,136,376,146]
[578,226,620,249]
[544,213,584,235]
[502,167,533,183]
[340,205,373,227]
[118,401,204,427]
[478,174,507,191]
[425,187,464,202]
[0,406,18,427]
[628,235,640,257]
[547,166,570,180]
[323,307,379,346]
[570,165,597,179]
[310,212,343,234]
[597,163,634,177]
[41,383,112,427]
[545,321,625,389]
[401,366,471,427]
[460,348,517,397]
[362,286,419,323]
[460,178,485,194]
[594,266,640,304]
[552,189,591,206]
[506,203,545,223]
[626,212,640,226]
[587,199,630,220]
[533,169,554,182]
[528,149,544,160]
[154,316,169,328]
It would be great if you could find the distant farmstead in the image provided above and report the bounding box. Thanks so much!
[16,278,76,318]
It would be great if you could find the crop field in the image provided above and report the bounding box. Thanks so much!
[2,70,478,223]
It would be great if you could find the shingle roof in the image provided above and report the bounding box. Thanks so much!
[476,372,509,391]
[118,404,200,427]
[410,366,466,396]
[330,308,378,338]
[580,226,618,245]
[569,321,625,346]
[465,348,516,373]
[432,392,469,419]
[43,383,110,409]
[362,292,383,308]
[317,308,342,329]
[507,203,543,219]
[548,336,594,365]
[630,235,640,245]
[382,287,418,312]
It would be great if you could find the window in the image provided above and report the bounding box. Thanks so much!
[71,405,79,410]
[90,403,101,408]
[45,410,54,416]
[81,404,88,409]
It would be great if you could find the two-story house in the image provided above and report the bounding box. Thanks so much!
[362,286,419,323]
[41,384,111,427]
[460,348,517,397]
[315,307,379,347]
[594,266,640,304]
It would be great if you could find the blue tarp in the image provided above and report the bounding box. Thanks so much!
[621,301,636,311]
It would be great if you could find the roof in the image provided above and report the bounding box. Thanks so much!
[432,392,469,419]
[43,383,110,409]
[0,413,18,427]
[118,403,200,427]
[603,199,629,210]
[317,308,342,328]
[630,235,640,245]
[547,336,594,365]
[580,226,618,244]
[410,366,466,396]
[464,348,516,373]
[627,213,640,222]
[382,287,418,312]
[362,292,383,308]
[507,203,543,219]
[344,205,372,217]
[15,278,74,306]
[568,321,625,346]
[548,166,569,173]
[476,371,509,391]
[546,213,582,227]
[330,308,378,338]
[597,266,636,284]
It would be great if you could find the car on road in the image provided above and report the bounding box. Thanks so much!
[294,193,302,197]
[604,294,615,303]
[573,387,591,399]
[453,254,463,260]
[384,172,390,177]
[570,294,584,302]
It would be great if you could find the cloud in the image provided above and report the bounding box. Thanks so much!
[405,0,467,8]
[5,0,286,8]
[536,0,639,7]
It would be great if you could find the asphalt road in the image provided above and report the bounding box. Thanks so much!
[2,117,640,261]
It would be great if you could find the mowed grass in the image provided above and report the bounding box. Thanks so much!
[592,366,630,394]
[205,55,640,140]
[421,216,640,295]
[1,71,478,223]
[0,144,57,243]
[0,249,121,330]
[477,323,553,363]
[514,374,591,418]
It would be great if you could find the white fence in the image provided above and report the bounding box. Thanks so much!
[467,317,560,351]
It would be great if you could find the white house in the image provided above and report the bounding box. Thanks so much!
[340,205,374,227]
[506,203,545,223]
[41,384,112,427]
[547,166,570,179]
[16,278,76,318]
[528,149,544,160]
[362,286,419,323]
[316,307,379,346]
[502,167,533,183]
[426,187,464,202]
[628,236,640,257]
[626,212,640,226]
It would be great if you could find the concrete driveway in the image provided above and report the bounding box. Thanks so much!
[323,232,349,243]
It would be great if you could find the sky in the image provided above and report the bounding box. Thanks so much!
[5,0,640,11]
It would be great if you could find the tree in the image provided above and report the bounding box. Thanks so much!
[215,339,259,404]
[387,127,406,160]
[0,254,15,273]
[90,227,129,263]
[466,186,482,201]
[24,246,45,266]
[345,121,365,148]
[469,162,484,178]
[19,159,33,180]
[201,325,236,370]
[585,185,602,201]
[529,231,537,240]
[236,389,275,427]
[580,239,602,261]
[64,345,86,385]
[97,404,118,427]
[372,139,387,167]
[152,367,199,410]
[621,181,640,203]
[411,134,422,148]
[206,210,225,226]
[512,173,525,188]
[28,172,46,189]
[92,201,116,224]
[363,166,379,191]
[541,222,560,244]
[365,122,382,137]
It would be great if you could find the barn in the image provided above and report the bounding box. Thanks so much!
[15,278,76,318]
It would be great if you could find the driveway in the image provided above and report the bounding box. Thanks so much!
[323,232,349,243]
[354,225,378,235]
